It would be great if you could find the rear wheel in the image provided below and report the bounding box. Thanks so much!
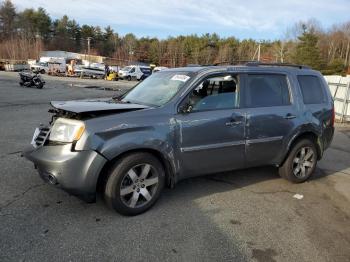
[279,139,317,183]
[104,152,165,215]
[40,69,45,74]
[127,75,131,81]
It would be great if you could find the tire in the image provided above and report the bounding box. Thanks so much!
[279,139,317,183]
[36,82,43,89]
[127,75,131,81]
[104,152,165,216]
[19,81,24,86]
[40,69,45,74]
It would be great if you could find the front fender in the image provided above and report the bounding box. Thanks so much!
[89,127,179,185]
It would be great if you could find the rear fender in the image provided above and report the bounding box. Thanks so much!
[280,124,323,165]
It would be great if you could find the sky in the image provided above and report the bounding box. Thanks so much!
[11,0,350,40]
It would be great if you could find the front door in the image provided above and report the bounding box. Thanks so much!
[175,73,246,177]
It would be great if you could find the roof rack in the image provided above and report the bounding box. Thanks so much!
[245,61,311,69]
[201,61,251,66]
[186,64,201,67]
[187,61,311,69]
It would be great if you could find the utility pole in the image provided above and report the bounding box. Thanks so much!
[87,37,92,64]
[252,41,262,61]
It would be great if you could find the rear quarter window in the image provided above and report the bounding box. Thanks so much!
[297,75,326,104]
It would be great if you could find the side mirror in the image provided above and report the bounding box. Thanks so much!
[179,103,193,114]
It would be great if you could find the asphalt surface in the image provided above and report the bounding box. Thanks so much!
[0,71,349,262]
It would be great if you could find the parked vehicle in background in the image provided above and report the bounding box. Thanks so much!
[118,65,152,81]
[24,62,334,216]
[19,71,45,89]
[31,62,49,74]
[153,66,168,72]
[3,61,29,71]
[75,63,105,78]
[31,57,66,74]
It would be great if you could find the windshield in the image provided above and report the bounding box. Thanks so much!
[121,66,132,71]
[121,71,192,106]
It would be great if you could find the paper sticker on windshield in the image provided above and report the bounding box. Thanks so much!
[171,75,190,82]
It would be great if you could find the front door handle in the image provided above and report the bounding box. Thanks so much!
[225,120,242,126]
[284,113,296,119]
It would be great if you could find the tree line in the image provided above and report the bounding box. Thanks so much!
[0,0,349,74]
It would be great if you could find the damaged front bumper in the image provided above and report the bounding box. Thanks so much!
[24,143,107,202]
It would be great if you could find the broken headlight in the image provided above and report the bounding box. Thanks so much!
[49,118,85,143]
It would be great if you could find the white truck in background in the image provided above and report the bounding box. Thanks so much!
[31,57,66,74]
[118,65,152,81]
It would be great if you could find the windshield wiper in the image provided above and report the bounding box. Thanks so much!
[112,96,156,107]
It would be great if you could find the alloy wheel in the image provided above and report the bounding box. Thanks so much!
[292,146,315,178]
[120,163,159,208]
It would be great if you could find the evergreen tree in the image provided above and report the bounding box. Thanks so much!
[293,27,324,69]
[0,0,16,38]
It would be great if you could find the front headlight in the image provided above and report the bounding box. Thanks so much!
[49,118,85,143]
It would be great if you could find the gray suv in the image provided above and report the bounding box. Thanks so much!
[24,62,334,215]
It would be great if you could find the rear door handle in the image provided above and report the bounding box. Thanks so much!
[284,113,296,119]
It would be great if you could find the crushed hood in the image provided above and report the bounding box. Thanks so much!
[50,98,149,114]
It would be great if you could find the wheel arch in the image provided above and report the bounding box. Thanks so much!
[96,148,176,193]
[280,131,323,166]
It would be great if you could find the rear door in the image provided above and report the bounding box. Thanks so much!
[241,73,299,166]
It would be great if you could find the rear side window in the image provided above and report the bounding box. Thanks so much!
[243,74,290,108]
[297,75,326,104]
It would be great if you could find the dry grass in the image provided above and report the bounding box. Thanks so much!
[0,37,43,61]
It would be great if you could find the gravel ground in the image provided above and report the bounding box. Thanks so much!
[0,71,349,262]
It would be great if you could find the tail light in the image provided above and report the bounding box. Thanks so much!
[331,106,335,127]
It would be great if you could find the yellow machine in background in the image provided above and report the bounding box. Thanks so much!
[106,72,118,81]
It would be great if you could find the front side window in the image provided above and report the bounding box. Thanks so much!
[140,67,151,74]
[297,75,326,104]
[243,74,290,108]
[188,75,240,111]
[121,71,192,106]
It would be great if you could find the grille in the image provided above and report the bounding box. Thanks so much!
[35,126,50,147]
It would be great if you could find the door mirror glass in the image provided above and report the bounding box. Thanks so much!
[179,103,193,114]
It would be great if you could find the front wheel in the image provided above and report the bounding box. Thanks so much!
[104,153,165,215]
[34,79,44,89]
[279,139,317,183]
[36,82,43,89]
